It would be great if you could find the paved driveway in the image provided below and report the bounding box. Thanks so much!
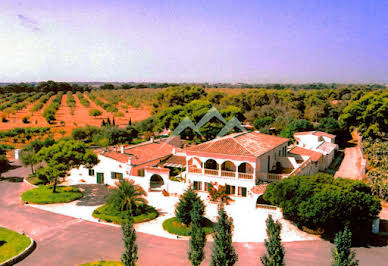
[1,181,388,266]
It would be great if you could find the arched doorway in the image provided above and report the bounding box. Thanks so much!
[150,174,164,189]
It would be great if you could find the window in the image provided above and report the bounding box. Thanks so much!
[88,169,95,176]
[137,169,145,177]
[111,172,123,179]
[193,181,202,191]
[238,187,247,197]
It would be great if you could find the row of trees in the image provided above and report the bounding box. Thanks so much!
[118,183,359,266]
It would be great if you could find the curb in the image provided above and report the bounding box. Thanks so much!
[0,235,36,266]
[23,178,38,188]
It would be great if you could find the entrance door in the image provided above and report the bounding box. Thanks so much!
[96,173,104,184]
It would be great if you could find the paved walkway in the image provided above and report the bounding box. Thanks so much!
[1,181,388,265]
[335,130,363,180]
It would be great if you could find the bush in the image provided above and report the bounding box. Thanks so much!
[21,185,83,204]
[175,187,204,226]
[89,109,102,117]
[263,173,381,242]
[22,116,30,123]
[92,203,158,224]
[162,217,213,236]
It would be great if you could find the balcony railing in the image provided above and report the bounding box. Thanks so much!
[238,172,253,179]
[204,169,218,176]
[221,170,235,178]
[188,167,202,174]
[188,167,254,180]
[258,173,289,182]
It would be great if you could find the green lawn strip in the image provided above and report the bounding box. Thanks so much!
[79,261,123,266]
[93,204,158,224]
[162,217,214,236]
[0,227,31,264]
[21,185,83,204]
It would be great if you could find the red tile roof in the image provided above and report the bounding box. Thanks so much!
[251,184,269,194]
[187,132,288,158]
[289,146,323,162]
[163,155,186,168]
[100,142,175,165]
[316,141,337,154]
[294,131,336,139]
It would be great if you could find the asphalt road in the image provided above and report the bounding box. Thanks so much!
[1,181,387,266]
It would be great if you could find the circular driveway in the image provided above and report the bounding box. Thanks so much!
[0,181,387,266]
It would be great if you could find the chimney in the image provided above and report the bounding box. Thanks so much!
[172,147,176,155]
[120,145,125,154]
[150,137,154,143]
[127,157,132,165]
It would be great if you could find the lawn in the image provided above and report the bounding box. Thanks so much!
[80,261,123,266]
[162,217,214,236]
[93,203,158,224]
[0,227,31,264]
[21,185,83,204]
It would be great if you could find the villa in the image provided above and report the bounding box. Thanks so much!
[68,130,338,202]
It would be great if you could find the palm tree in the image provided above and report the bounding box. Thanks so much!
[108,179,148,214]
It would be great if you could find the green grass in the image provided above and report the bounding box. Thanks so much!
[162,217,214,236]
[25,175,47,186]
[79,261,123,266]
[93,203,158,224]
[21,185,83,204]
[0,227,31,264]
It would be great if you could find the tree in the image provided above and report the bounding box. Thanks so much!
[0,154,9,178]
[188,201,206,266]
[108,179,147,214]
[263,173,381,243]
[280,119,314,138]
[121,212,138,266]
[331,227,358,266]
[37,139,99,192]
[260,215,285,266]
[20,149,39,174]
[210,204,238,266]
[175,187,204,226]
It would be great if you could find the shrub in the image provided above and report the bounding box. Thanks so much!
[162,217,213,236]
[263,173,381,242]
[175,187,205,226]
[22,116,30,123]
[89,109,102,117]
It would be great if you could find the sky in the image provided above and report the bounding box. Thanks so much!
[0,0,387,83]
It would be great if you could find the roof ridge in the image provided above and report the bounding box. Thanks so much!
[232,134,257,157]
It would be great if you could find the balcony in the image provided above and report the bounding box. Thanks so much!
[188,167,253,180]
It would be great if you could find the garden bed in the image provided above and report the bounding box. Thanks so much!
[21,185,83,204]
[0,227,31,264]
[162,217,214,236]
[93,203,158,224]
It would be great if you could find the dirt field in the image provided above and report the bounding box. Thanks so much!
[0,92,151,135]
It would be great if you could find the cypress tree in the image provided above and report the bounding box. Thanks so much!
[113,117,116,126]
[101,119,106,126]
[129,118,132,126]
[175,187,204,226]
[107,117,111,125]
[121,212,138,266]
[210,204,238,266]
[331,227,358,266]
[188,200,206,266]
[260,215,285,266]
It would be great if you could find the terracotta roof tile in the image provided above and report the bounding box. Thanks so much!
[289,146,323,162]
[163,155,186,167]
[316,142,337,154]
[187,132,288,158]
[100,142,174,165]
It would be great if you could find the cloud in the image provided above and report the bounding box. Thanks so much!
[17,14,41,32]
